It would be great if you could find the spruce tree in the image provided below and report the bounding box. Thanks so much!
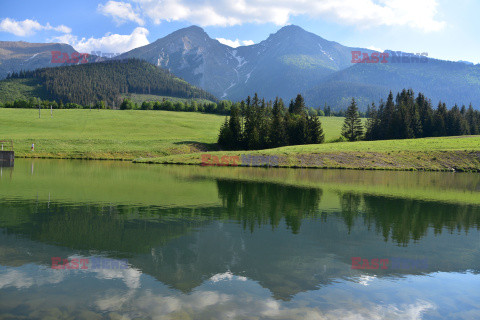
[382,92,395,139]
[306,115,325,144]
[218,117,233,149]
[291,94,306,115]
[433,102,447,136]
[229,105,243,149]
[271,98,288,147]
[341,98,364,142]
[365,103,380,140]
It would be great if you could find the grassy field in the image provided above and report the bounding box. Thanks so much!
[2,108,479,172]
[0,108,223,160]
[136,136,480,172]
[0,108,345,160]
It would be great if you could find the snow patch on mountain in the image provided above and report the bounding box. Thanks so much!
[25,53,40,61]
[319,44,334,61]
[222,49,250,98]
[231,50,246,68]
[245,71,252,84]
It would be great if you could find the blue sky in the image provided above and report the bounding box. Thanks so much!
[1,0,479,63]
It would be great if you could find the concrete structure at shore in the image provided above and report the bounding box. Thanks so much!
[0,140,14,167]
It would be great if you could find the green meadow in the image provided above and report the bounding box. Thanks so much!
[2,108,479,172]
[138,136,480,172]
[0,108,345,159]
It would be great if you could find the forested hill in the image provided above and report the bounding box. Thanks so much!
[3,59,217,105]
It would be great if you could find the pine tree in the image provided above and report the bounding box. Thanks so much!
[243,96,255,149]
[381,92,395,139]
[365,103,380,140]
[341,98,364,142]
[291,94,306,115]
[229,105,242,149]
[271,98,288,147]
[466,104,479,135]
[218,117,233,149]
[433,102,447,136]
[306,115,325,144]
[258,98,270,149]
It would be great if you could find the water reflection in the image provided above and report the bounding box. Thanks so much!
[0,160,479,319]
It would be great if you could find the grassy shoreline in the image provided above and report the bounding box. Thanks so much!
[2,108,480,172]
[134,136,480,172]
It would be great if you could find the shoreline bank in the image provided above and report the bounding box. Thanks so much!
[133,150,480,172]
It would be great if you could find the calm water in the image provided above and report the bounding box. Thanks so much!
[0,159,479,319]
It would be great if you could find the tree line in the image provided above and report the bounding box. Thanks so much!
[363,89,480,141]
[340,90,480,142]
[0,97,233,116]
[218,93,325,150]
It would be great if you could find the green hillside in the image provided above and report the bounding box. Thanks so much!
[0,59,217,105]
[0,108,345,160]
[137,135,480,172]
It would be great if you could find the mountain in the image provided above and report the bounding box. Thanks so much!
[3,26,480,110]
[116,25,372,103]
[0,42,75,79]
[117,25,480,110]
[0,59,216,105]
[305,55,480,109]
[0,41,108,80]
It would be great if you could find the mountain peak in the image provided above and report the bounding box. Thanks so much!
[277,25,306,33]
[264,24,323,45]
[175,25,206,36]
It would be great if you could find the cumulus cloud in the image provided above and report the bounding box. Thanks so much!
[128,0,444,32]
[216,38,255,48]
[98,0,144,26]
[0,268,65,289]
[0,18,71,36]
[50,27,149,54]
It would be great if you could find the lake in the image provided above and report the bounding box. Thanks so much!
[0,159,479,319]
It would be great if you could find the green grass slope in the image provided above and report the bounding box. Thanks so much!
[0,108,346,160]
[0,109,223,159]
[137,136,480,172]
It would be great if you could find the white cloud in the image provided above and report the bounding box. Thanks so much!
[50,27,149,54]
[216,38,255,48]
[209,271,248,282]
[0,18,71,37]
[129,0,445,32]
[98,1,145,26]
[367,46,383,52]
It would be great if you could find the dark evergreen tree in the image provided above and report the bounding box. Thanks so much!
[291,94,306,115]
[218,117,233,149]
[433,102,447,136]
[365,103,380,140]
[270,98,288,147]
[341,98,364,142]
[306,114,325,144]
[229,105,243,149]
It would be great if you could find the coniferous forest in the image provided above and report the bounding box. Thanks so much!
[5,59,216,106]
[218,93,325,150]
[364,89,480,140]
[218,89,480,151]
